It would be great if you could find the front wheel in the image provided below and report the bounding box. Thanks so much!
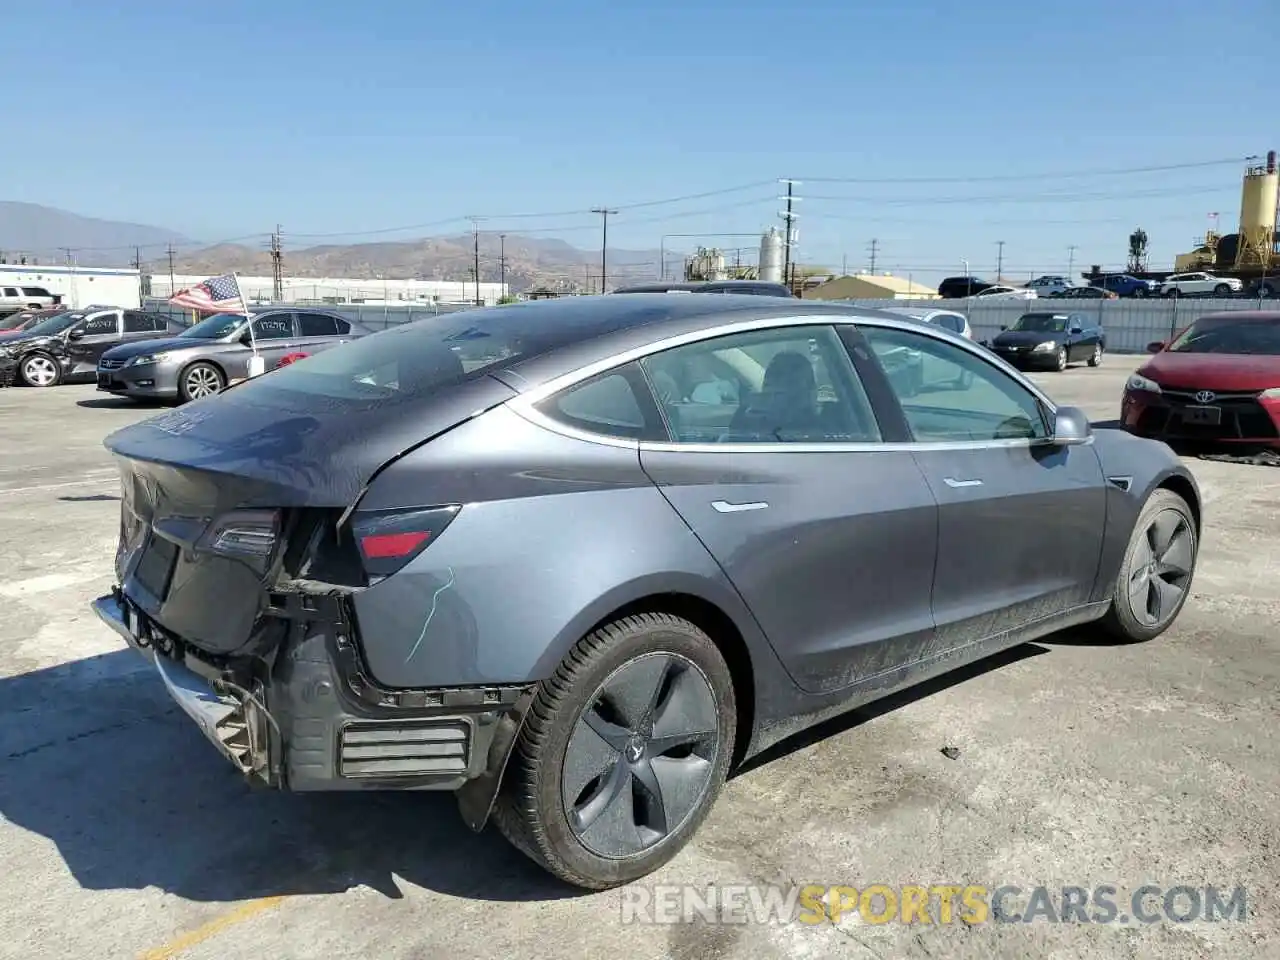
[1055,346,1068,371]
[19,352,61,388]
[1213,283,1232,297]
[1088,343,1103,367]
[1100,489,1198,642]
[1132,288,1148,298]
[494,613,736,890]
[178,361,226,403]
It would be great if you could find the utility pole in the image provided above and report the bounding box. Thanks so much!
[132,246,143,304]
[779,180,801,292]
[996,240,1006,281]
[867,239,879,275]
[591,207,617,293]
[166,243,176,298]
[499,233,506,299]
[470,218,483,305]
[1067,244,1078,280]
[270,226,284,302]
[60,247,73,266]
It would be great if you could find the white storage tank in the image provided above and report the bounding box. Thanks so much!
[759,227,783,283]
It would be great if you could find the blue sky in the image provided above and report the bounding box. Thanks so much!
[5,0,1275,281]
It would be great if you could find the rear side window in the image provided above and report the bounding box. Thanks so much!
[22,287,51,297]
[536,363,662,440]
[298,312,341,337]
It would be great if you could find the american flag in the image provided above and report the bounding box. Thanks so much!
[169,273,247,313]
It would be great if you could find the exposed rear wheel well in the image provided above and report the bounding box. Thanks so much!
[1157,475,1201,536]
[591,593,755,770]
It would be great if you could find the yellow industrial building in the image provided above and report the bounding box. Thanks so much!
[803,273,938,300]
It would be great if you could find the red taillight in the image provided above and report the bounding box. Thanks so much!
[350,505,460,579]
[361,530,430,559]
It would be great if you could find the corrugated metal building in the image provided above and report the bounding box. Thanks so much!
[802,274,938,301]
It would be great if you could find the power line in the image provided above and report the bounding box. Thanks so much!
[803,185,1234,206]
[796,156,1249,184]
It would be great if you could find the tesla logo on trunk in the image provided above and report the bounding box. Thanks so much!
[1194,390,1216,403]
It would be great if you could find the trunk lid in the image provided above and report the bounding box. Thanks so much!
[107,374,516,655]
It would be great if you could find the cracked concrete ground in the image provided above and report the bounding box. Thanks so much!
[1,363,1277,960]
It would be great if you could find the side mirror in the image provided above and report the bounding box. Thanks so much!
[1051,405,1092,445]
[66,328,84,340]
[1068,325,1083,335]
[1146,340,1164,354]
[240,330,255,345]
[999,324,1008,331]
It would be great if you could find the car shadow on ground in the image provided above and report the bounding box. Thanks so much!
[75,396,162,410]
[0,650,578,905]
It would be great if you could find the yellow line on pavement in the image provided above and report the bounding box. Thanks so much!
[138,896,288,960]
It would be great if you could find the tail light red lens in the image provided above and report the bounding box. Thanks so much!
[351,505,460,579]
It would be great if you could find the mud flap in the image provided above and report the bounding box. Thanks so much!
[455,686,535,831]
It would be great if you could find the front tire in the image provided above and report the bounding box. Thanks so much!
[1088,343,1103,367]
[1100,489,1197,642]
[19,352,61,388]
[494,613,736,890]
[1055,346,1068,371]
[178,361,226,403]
[1213,283,1232,297]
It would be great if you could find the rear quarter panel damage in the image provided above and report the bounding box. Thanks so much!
[349,405,797,701]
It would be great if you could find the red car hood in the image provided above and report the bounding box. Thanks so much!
[1142,351,1280,392]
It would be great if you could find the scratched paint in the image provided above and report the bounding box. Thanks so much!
[404,566,456,662]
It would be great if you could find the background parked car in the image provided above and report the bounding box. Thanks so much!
[1049,285,1118,300]
[989,311,1107,371]
[971,285,1038,301]
[1026,275,1073,297]
[1156,272,1243,298]
[612,280,796,297]
[0,306,182,388]
[1091,273,1158,298]
[0,284,62,315]
[879,306,973,339]
[937,276,995,298]
[97,308,370,403]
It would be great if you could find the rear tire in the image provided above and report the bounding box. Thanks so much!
[1100,489,1197,642]
[178,361,225,403]
[493,613,736,890]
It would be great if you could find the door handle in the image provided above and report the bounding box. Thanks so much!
[711,500,769,513]
[942,477,983,488]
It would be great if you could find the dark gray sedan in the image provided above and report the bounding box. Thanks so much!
[90,295,1201,889]
[96,307,370,403]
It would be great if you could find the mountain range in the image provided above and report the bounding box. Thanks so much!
[0,202,669,292]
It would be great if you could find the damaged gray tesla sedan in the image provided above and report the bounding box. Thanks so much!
[92,294,1201,889]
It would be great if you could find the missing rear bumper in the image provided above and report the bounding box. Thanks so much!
[92,588,535,827]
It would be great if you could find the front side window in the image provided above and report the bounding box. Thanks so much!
[251,313,294,340]
[863,327,1050,442]
[80,314,119,336]
[639,324,881,444]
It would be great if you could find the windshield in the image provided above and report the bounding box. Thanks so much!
[21,311,82,337]
[1011,314,1067,333]
[1168,318,1280,355]
[180,313,247,339]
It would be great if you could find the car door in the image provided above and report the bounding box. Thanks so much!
[222,311,297,377]
[65,310,123,375]
[634,321,941,695]
[859,323,1106,649]
[294,310,348,357]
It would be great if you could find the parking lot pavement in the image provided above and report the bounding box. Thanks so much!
[1,366,1277,960]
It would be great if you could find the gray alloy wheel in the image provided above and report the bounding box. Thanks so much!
[1088,343,1103,367]
[20,353,60,388]
[1101,488,1197,642]
[494,613,735,889]
[179,362,225,402]
[1055,346,1068,371]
